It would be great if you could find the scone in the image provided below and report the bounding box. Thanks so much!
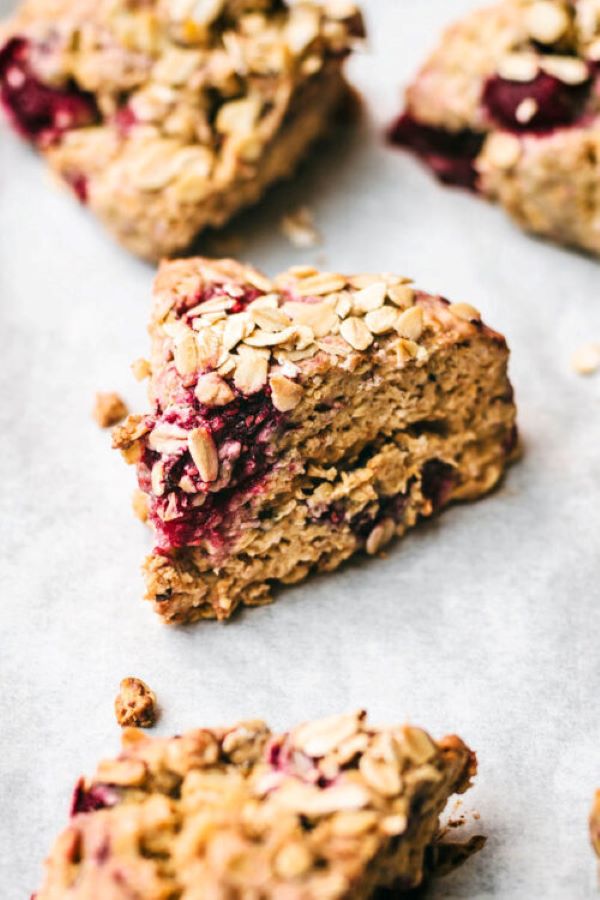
[34,711,477,898]
[391,0,600,256]
[0,0,363,259]
[113,257,518,624]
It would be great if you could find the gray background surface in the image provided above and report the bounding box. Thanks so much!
[1,0,600,896]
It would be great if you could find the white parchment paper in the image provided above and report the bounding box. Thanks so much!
[2,1,600,896]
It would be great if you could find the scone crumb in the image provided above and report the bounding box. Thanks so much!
[571,342,600,375]
[131,358,151,381]
[93,392,128,428]
[115,677,157,728]
[132,489,149,523]
[280,206,321,248]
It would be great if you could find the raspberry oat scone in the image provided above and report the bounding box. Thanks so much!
[113,257,518,624]
[34,711,478,897]
[391,0,600,256]
[0,0,363,260]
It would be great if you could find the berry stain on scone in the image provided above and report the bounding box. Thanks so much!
[390,0,600,255]
[0,0,363,260]
[34,711,478,898]
[113,257,518,624]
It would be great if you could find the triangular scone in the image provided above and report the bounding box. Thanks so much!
[390,0,600,256]
[36,712,477,898]
[0,0,363,260]
[114,258,518,623]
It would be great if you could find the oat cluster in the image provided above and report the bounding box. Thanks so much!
[92,392,128,428]
[114,677,158,728]
[36,712,475,898]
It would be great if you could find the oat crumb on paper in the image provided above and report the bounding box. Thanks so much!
[571,343,600,375]
[281,206,321,248]
[131,359,151,382]
[92,392,128,428]
[115,677,157,728]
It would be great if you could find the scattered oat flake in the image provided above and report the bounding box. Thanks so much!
[571,343,600,375]
[115,677,157,728]
[93,392,128,428]
[280,206,321,249]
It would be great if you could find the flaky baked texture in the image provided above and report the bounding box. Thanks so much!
[391,0,600,256]
[34,711,477,899]
[113,257,518,624]
[0,0,363,260]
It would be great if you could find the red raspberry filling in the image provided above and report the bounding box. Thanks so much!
[0,37,98,145]
[482,70,590,131]
[388,114,485,190]
[420,459,457,511]
[140,387,285,552]
[70,779,119,816]
[266,735,336,789]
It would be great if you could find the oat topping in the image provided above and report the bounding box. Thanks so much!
[114,677,157,728]
[36,712,477,898]
[92,391,128,428]
[526,0,570,44]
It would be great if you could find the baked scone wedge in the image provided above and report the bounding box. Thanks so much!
[0,0,363,260]
[113,257,518,624]
[35,711,477,898]
[390,0,600,256]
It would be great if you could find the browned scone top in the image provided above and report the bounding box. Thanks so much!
[392,0,600,256]
[113,257,518,624]
[35,711,477,899]
[0,0,363,259]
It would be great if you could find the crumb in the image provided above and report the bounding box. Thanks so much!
[280,206,321,248]
[131,358,151,382]
[93,392,128,428]
[115,677,157,728]
[571,343,600,375]
[132,489,149,523]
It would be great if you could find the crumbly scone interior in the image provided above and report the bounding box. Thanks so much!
[36,712,477,899]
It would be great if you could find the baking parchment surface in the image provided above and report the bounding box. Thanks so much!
[1,1,600,897]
